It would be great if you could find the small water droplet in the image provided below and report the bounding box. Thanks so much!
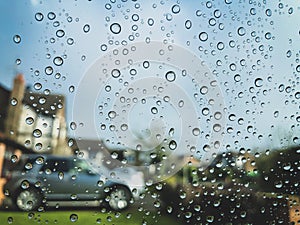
[83,24,90,33]
[45,66,53,75]
[169,140,177,150]
[33,129,42,138]
[165,71,176,82]
[69,85,75,93]
[199,32,208,41]
[185,20,192,29]
[47,12,56,20]
[53,57,63,66]
[111,69,121,78]
[110,23,121,34]
[70,122,77,130]
[171,4,180,14]
[13,35,21,44]
[10,98,18,106]
[35,12,44,21]
[70,214,78,222]
[56,29,65,38]
[237,27,246,36]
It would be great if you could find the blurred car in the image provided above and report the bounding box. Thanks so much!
[3,154,135,211]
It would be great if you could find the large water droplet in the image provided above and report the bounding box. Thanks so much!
[35,12,44,21]
[171,4,180,14]
[83,24,90,33]
[165,71,176,82]
[13,35,21,44]
[199,32,208,41]
[70,214,78,222]
[53,57,63,66]
[110,23,121,34]
[33,129,42,138]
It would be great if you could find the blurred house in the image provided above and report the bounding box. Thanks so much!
[0,74,71,155]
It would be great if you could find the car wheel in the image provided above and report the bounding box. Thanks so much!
[108,186,132,211]
[15,188,43,211]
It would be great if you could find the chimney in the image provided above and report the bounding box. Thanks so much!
[4,74,26,140]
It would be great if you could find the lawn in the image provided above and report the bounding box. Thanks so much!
[0,209,180,225]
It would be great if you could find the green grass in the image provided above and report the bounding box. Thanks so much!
[0,209,180,225]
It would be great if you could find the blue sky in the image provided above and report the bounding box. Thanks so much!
[0,0,299,153]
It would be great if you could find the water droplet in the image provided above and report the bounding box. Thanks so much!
[45,66,53,75]
[53,57,63,66]
[171,4,180,14]
[254,78,263,87]
[13,35,21,44]
[110,23,121,34]
[169,140,177,150]
[274,181,283,189]
[33,82,42,90]
[11,155,18,163]
[67,38,74,45]
[199,32,208,41]
[147,18,154,26]
[185,20,192,29]
[100,44,107,51]
[70,214,78,222]
[10,98,18,106]
[120,124,128,131]
[165,71,176,82]
[265,9,272,17]
[70,122,77,130]
[192,128,200,136]
[35,12,44,21]
[200,86,208,95]
[108,111,116,119]
[69,85,75,93]
[143,61,150,69]
[151,107,158,114]
[237,27,246,36]
[83,24,90,33]
[33,129,42,138]
[56,29,65,38]
[7,217,13,224]
[111,69,121,78]
[21,180,30,189]
[35,157,44,165]
[58,172,64,180]
[47,12,56,20]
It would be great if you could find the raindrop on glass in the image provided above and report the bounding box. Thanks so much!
[13,35,21,44]
[111,69,121,78]
[171,4,180,14]
[199,32,208,41]
[45,66,53,75]
[33,129,42,138]
[185,20,192,29]
[56,30,65,38]
[26,117,34,125]
[169,140,177,150]
[35,12,44,21]
[110,23,121,34]
[70,214,78,222]
[10,98,18,106]
[53,57,63,66]
[165,71,176,82]
[83,24,90,33]
[237,27,246,36]
[70,122,77,130]
[47,12,56,20]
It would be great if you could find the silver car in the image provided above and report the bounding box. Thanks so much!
[3,154,133,211]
